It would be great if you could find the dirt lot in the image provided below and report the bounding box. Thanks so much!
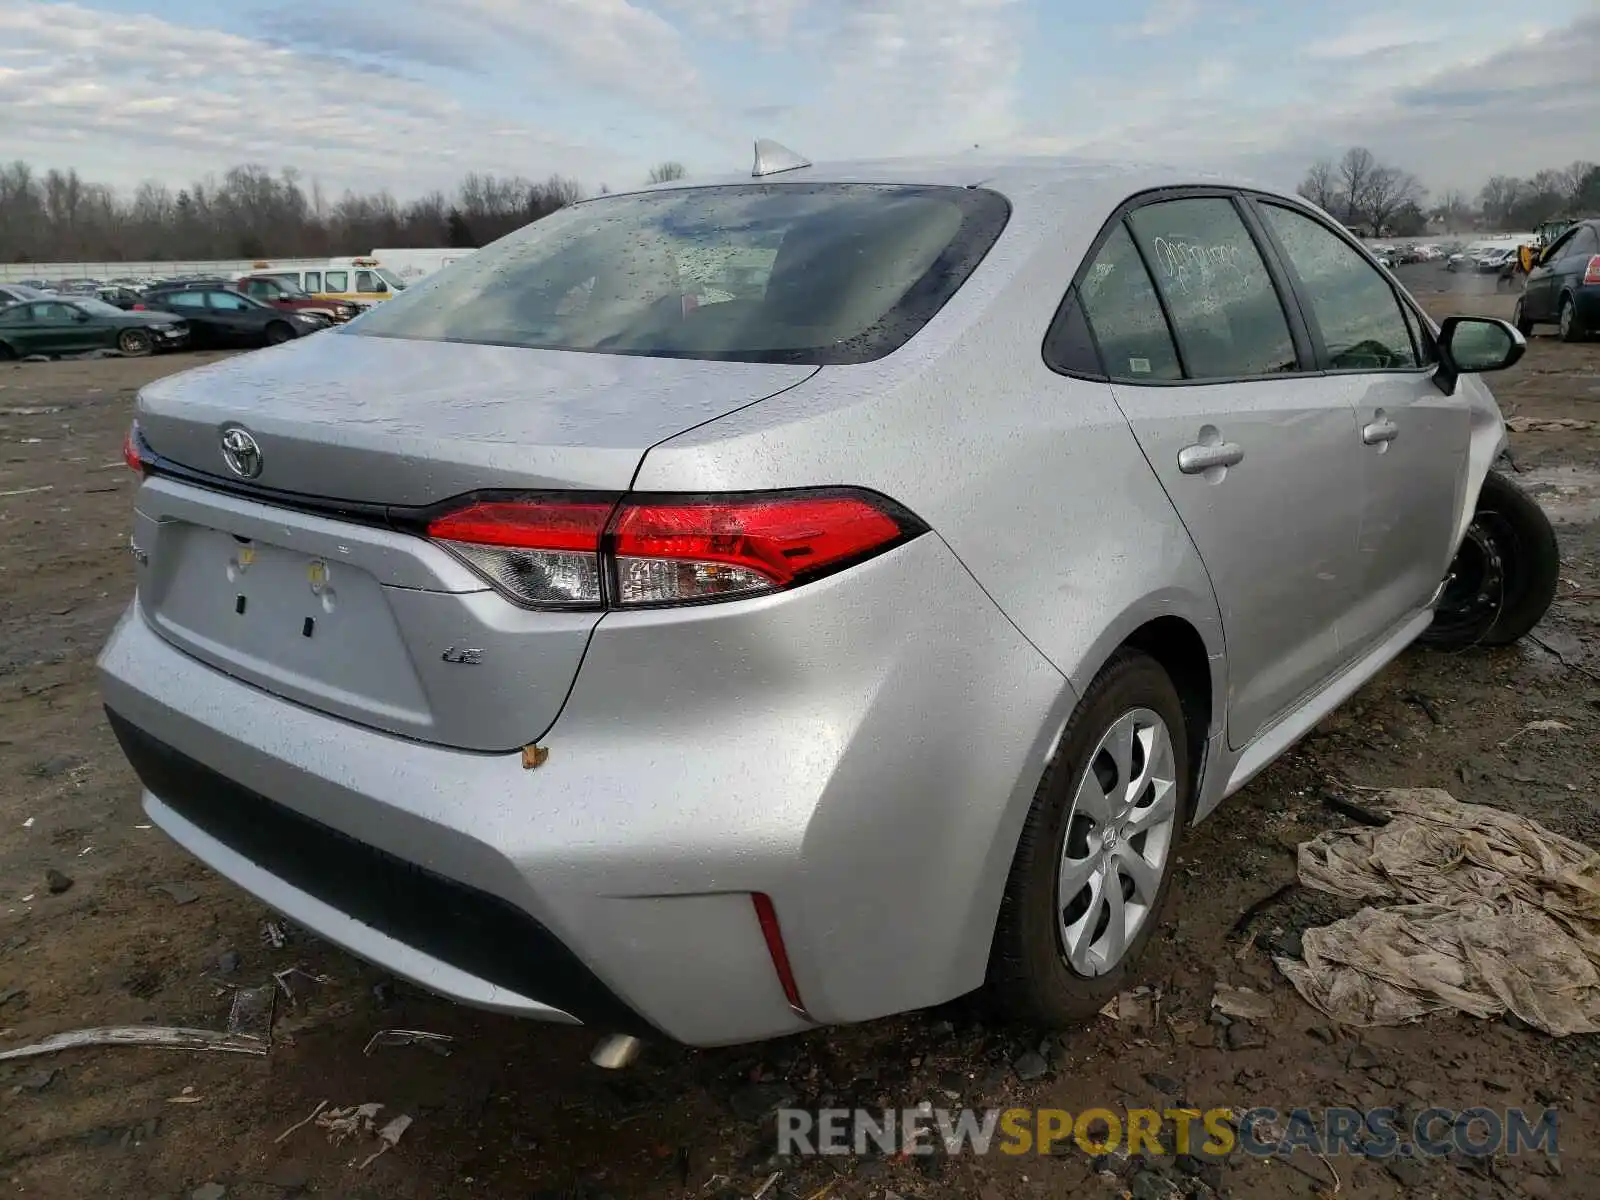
[2,273,1598,1200]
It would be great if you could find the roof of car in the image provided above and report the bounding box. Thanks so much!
[606,154,1263,205]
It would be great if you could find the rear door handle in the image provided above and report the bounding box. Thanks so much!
[1362,417,1399,445]
[1177,441,1244,474]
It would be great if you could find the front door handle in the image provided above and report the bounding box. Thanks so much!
[1362,416,1399,445]
[1177,441,1244,474]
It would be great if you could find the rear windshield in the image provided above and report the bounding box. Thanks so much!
[348,183,1010,364]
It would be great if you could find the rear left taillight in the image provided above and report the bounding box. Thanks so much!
[122,419,148,475]
[425,488,923,610]
[1585,255,1600,286]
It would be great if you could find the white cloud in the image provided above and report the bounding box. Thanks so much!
[1005,12,1600,196]
[0,2,635,193]
[805,0,1025,156]
[1124,0,1204,38]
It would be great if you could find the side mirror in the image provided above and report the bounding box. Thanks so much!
[1433,316,1525,396]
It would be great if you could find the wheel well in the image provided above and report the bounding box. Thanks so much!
[1121,617,1212,812]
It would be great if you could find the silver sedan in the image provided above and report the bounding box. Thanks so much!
[99,150,1556,1048]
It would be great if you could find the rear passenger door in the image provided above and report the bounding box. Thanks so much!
[1069,193,1366,750]
[1250,198,1469,655]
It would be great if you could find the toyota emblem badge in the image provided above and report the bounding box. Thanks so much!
[219,426,263,479]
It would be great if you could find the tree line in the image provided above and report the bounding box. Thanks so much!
[0,159,688,264]
[1299,148,1600,237]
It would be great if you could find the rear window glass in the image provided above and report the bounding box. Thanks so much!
[349,183,1011,365]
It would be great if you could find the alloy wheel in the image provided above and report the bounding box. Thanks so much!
[1057,707,1178,976]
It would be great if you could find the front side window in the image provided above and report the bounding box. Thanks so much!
[355,270,385,294]
[350,183,1011,364]
[1260,203,1419,371]
[323,271,349,292]
[206,291,252,311]
[1127,197,1298,379]
[1074,224,1181,381]
[39,303,79,322]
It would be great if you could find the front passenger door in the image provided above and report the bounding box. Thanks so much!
[1252,200,1470,655]
[1086,195,1367,749]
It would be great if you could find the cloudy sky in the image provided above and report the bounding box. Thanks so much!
[2,0,1596,200]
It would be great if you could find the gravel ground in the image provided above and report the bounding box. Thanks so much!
[1,267,1598,1199]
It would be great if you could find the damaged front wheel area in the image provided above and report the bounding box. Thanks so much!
[1421,469,1559,649]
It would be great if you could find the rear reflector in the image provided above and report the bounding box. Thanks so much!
[425,488,922,610]
[752,892,806,1014]
[1585,255,1600,286]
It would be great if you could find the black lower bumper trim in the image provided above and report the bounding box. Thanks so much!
[105,706,656,1037]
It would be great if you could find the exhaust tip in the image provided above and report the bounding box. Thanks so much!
[590,1034,644,1070]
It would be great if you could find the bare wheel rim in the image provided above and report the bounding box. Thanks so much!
[119,329,149,353]
[1057,706,1178,976]
[1560,300,1573,338]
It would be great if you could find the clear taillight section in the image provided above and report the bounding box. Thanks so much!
[425,489,921,610]
[428,500,612,607]
[123,419,148,474]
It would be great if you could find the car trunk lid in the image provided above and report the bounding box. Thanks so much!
[129,334,816,750]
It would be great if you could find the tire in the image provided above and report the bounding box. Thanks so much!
[117,328,153,357]
[1512,297,1534,337]
[1558,295,1582,343]
[0,341,13,361]
[265,321,295,345]
[986,649,1191,1026]
[1420,470,1559,649]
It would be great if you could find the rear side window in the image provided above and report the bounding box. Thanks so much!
[349,183,1011,365]
[1074,224,1181,381]
[1128,198,1297,379]
[1260,203,1419,370]
[165,291,206,307]
[1569,226,1599,257]
[303,272,321,292]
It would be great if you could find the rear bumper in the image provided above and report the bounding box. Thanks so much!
[98,534,1072,1046]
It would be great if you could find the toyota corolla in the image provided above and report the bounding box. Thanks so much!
[99,148,1557,1050]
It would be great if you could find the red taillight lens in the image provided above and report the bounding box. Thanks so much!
[427,499,613,607]
[122,420,147,474]
[1585,255,1600,286]
[611,494,905,606]
[131,303,145,311]
[426,489,918,610]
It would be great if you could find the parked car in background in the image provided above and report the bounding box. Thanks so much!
[1515,218,1600,342]
[1476,248,1518,274]
[101,154,1556,1050]
[96,285,145,310]
[0,297,188,358]
[138,285,328,348]
[0,283,56,307]
[14,278,48,290]
[233,274,360,323]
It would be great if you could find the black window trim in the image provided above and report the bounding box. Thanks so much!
[1042,184,1447,387]
[1243,193,1438,379]
[1043,185,1317,388]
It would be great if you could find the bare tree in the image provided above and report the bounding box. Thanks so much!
[1478,175,1525,229]
[1361,167,1426,237]
[1337,148,1375,227]
[647,161,687,184]
[1432,189,1472,231]
[1296,159,1340,213]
